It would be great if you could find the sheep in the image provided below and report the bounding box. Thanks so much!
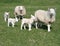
[35,8,56,32]
[4,11,9,22]
[21,15,36,31]
[8,17,18,27]
[14,6,26,20]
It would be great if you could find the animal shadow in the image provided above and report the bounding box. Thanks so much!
[32,22,52,30]
[38,23,52,30]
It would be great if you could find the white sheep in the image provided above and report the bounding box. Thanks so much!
[21,15,36,31]
[8,17,18,27]
[14,6,26,19]
[35,8,56,32]
[4,11,9,22]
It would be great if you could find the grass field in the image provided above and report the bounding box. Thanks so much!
[0,0,60,46]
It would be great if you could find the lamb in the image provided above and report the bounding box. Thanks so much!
[21,15,36,31]
[4,11,9,22]
[8,17,18,27]
[14,6,26,20]
[35,8,56,32]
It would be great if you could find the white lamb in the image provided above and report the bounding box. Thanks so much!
[21,15,36,31]
[35,8,56,32]
[4,11,9,22]
[8,17,18,27]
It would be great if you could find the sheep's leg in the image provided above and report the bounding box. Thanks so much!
[47,24,51,32]
[35,22,38,29]
[29,24,31,31]
[24,25,26,30]
[21,23,23,30]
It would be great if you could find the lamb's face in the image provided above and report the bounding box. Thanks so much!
[5,12,9,16]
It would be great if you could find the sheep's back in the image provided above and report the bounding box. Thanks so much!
[35,10,50,23]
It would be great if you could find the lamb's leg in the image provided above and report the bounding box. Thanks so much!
[5,18,6,22]
[8,22,9,27]
[6,17,8,21]
[24,25,26,30]
[12,23,14,27]
[47,24,51,32]
[35,22,38,29]
[21,23,23,30]
[29,24,31,31]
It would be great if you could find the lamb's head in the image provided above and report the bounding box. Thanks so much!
[31,14,36,20]
[5,11,9,16]
[15,17,18,22]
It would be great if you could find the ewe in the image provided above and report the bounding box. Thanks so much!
[35,8,56,32]
[14,6,26,20]
[21,15,36,31]
[8,17,18,27]
[4,11,9,22]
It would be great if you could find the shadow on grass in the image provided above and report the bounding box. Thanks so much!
[32,23,52,30]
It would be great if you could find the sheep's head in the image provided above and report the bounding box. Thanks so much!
[48,8,56,18]
[48,8,56,23]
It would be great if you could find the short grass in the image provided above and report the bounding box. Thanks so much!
[0,0,60,46]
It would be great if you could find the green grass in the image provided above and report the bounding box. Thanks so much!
[0,0,60,46]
